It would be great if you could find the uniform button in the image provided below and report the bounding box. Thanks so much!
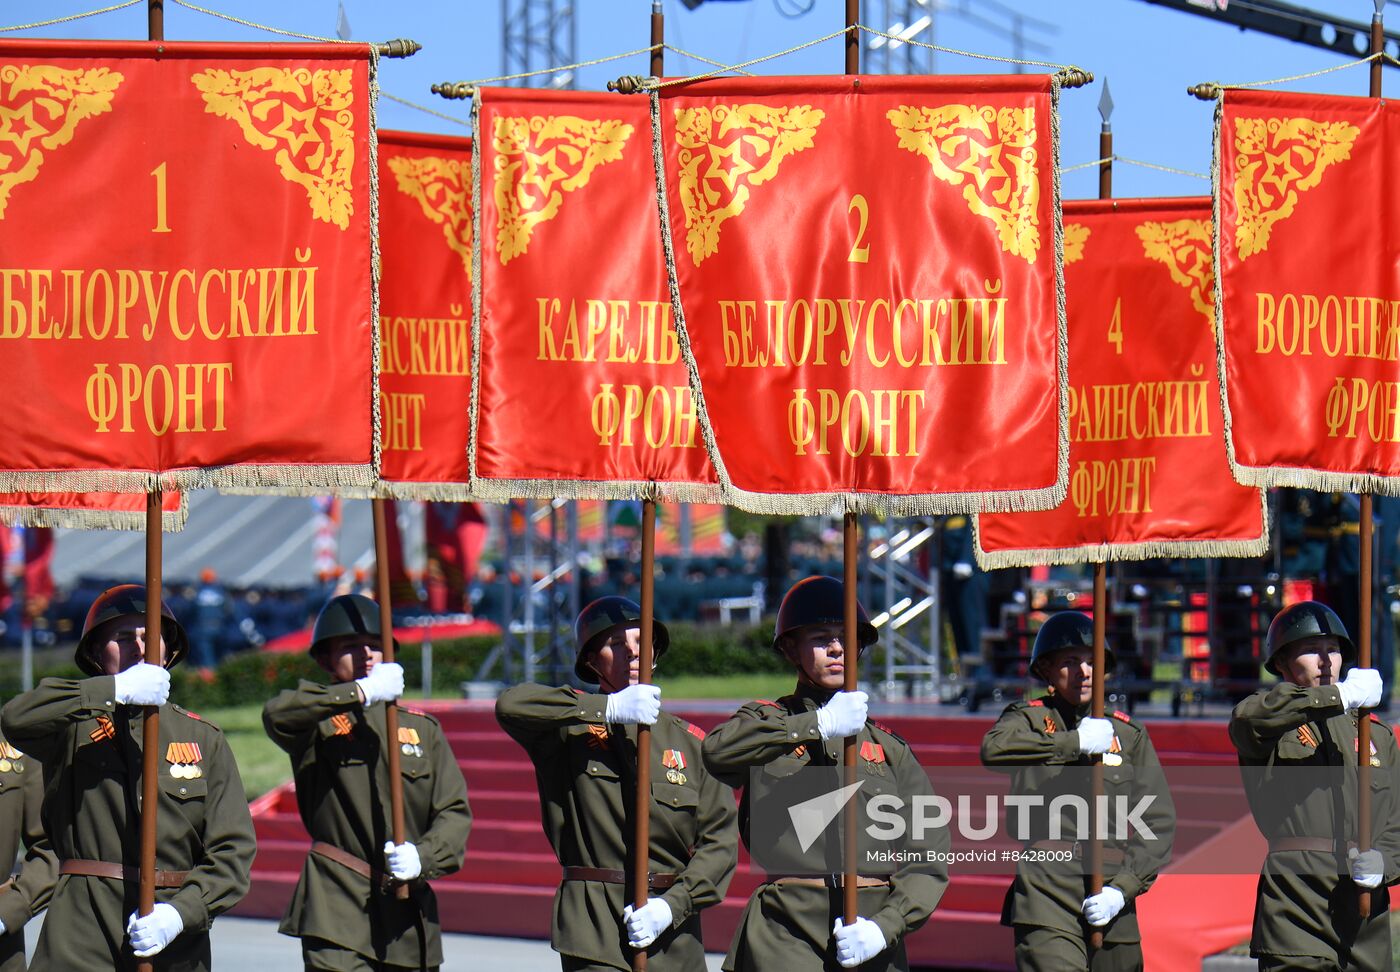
[790,732,798,739]
[179,787,188,795]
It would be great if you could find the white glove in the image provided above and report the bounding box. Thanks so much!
[1338,668,1383,711]
[0,916,6,935]
[126,902,183,957]
[816,691,869,741]
[605,684,661,725]
[355,663,404,705]
[112,662,170,706]
[832,917,887,968]
[1349,847,1385,889]
[1081,885,1126,927]
[952,561,974,579]
[383,840,421,881]
[1076,717,1115,755]
[622,897,673,948]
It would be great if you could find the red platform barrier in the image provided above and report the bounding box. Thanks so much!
[239,701,1395,969]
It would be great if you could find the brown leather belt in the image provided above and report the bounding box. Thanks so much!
[765,874,890,889]
[59,859,188,887]
[1269,837,1357,855]
[310,841,395,889]
[561,866,677,891]
[1029,841,1127,864]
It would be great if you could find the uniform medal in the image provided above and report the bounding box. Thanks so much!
[662,749,687,785]
[166,741,203,779]
[0,759,10,773]
[399,727,423,758]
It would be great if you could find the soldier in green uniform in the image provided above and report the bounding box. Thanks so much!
[495,596,738,971]
[0,584,255,970]
[1229,600,1399,970]
[702,575,949,972]
[980,610,1176,972]
[0,715,57,971]
[263,593,472,972]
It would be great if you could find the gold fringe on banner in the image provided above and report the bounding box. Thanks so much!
[646,80,1071,517]
[222,481,494,502]
[467,90,486,491]
[0,500,189,533]
[0,464,376,495]
[367,49,384,484]
[970,490,1272,570]
[468,476,721,504]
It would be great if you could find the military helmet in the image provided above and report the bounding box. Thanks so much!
[310,594,392,656]
[1264,600,1355,677]
[574,596,669,683]
[772,576,877,656]
[75,584,189,677]
[1029,610,1115,681]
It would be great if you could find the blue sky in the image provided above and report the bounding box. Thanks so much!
[8,0,1395,199]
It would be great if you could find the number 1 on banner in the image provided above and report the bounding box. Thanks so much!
[847,195,870,263]
[151,163,172,234]
[1107,298,1123,354]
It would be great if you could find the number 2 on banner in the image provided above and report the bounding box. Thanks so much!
[847,195,870,263]
[151,163,172,234]
[1107,298,1123,354]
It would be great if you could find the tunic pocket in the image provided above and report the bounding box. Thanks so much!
[652,779,699,811]
[162,776,207,802]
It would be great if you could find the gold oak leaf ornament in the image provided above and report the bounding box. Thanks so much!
[191,67,357,229]
[0,64,123,218]
[388,155,473,277]
[888,104,1041,264]
[1062,223,1089,265]
[1137,218,1215,330]
[492,114,633,264]
[673,103,824,266]
[1231,115,1358,260]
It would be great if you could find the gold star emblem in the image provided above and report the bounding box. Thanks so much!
[704,138,756,197]
[268,102,323,156]
[517,145,567,203]
[1257,148,1302,206]
[0,101,48,157]
[955,137,1008,194]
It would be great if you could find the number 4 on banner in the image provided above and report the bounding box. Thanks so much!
[1106,297,1123,354]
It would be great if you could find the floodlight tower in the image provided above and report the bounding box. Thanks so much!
[501,0,578,88]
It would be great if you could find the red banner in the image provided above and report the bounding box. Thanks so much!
[471,87,718,501]
[0,490,186,531]
[377,129,475,497]
[425,502,487,613]
[1214,88,1399,491]
[653,75,1067,513]
[0,41,375,491]
[976,198,1267,566]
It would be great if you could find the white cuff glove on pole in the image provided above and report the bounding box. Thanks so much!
[112,662,170,706]
[1076,717,1115,755]
[126,903,183,957]
[383,840,422,881]
[622,897,673,948]
[952,561,974,579]
[1349,847,1385,889]
[356,663,404,706]
[1082,886,1126,927]
[832,917,887,968]
[816,691,869,741]
[605,684,661,725]
[1338,668,1383,711]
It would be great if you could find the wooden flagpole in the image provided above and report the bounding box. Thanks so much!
[372,499,410,900]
